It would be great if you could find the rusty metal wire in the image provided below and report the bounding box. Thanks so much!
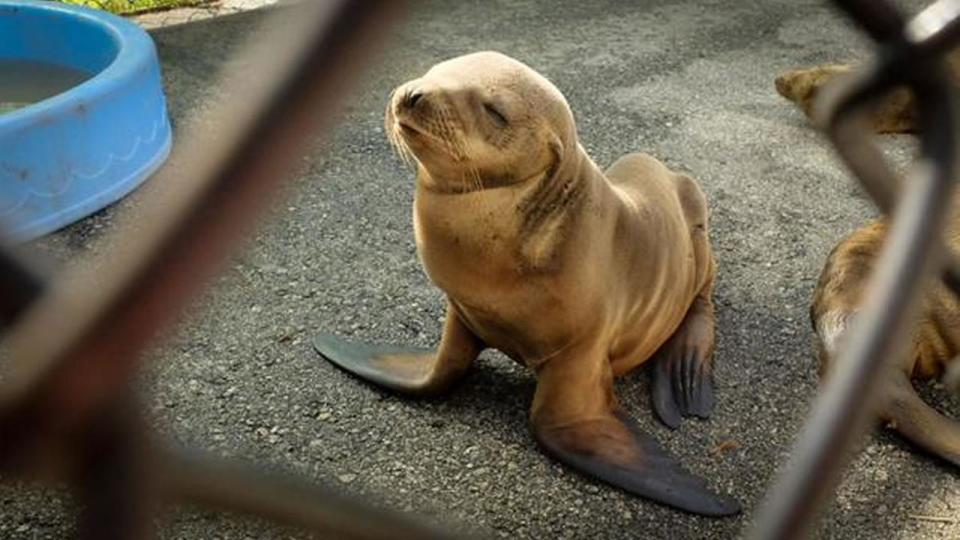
[10,0,960,538]
[749,0,960,539]
[0,1,463,538]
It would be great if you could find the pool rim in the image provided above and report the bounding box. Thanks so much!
[0,0,172,242]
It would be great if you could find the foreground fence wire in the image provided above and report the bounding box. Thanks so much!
[0,1,461,538]
[750,0,960,538]
[3,0,960,538]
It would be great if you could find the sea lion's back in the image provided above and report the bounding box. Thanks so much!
[605,152,708,234]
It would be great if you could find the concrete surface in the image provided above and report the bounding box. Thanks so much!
[131,0,279,30]
[2,0,959,538]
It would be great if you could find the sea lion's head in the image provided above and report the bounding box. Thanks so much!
[386,51,576,192]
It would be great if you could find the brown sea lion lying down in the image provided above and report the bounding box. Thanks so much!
[774,52,960,133]
[313,51,739,516]
[812,217,960,466]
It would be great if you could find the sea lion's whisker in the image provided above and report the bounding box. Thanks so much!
[389,125,415,166]
[464,166,481,193]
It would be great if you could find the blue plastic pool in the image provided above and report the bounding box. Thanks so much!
[0,0,172,242]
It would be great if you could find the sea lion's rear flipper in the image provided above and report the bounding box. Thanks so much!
[651,296,717,429]
[884,371,960,467]
[312,303,483,396]
[531,346,739,517]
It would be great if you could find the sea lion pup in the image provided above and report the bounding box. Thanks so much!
[812,219,960,466]
[313,51,739,516]
[774,52,960,133]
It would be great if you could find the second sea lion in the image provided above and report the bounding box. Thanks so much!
[811,218,960,466]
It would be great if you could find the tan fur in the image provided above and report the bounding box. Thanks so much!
[811,213,960,465]
[389,52,714,379]
[388,50,718,457]
[775,51,960,133]
[313,51,738,514]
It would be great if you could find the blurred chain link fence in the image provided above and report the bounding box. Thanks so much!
[0,2,458,539]
[55,0,280,29]
[6,0,959,538]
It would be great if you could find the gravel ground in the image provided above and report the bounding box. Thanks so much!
[2,1,959,539]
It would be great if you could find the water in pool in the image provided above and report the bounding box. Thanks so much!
[0,59,92,114]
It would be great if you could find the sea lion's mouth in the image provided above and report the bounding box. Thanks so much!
[398,120,445,148]
[398,121,422,136]
[392,110,467,163]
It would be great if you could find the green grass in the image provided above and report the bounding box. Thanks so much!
[61,0,206,15]
[0,103,29,114]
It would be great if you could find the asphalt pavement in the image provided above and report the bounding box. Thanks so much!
[2,1,959,538]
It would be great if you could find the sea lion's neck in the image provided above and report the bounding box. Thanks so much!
[513,146,604,271]
[414,160,553,195]
[413,146,601,276]
[516,146,595,233]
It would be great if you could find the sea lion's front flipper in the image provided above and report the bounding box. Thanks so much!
[312,302,483,396]
[531,346,739,516]
[884,371,960,467]
[652,296,716,428]
[534,411,740,516]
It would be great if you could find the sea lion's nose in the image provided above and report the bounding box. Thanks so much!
[407,90,423,109]
[405,89,424,109]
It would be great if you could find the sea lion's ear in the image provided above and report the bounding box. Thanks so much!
[546,135,564,182]
[549,134,564,162]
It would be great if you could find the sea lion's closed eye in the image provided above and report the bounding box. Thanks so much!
[483,102,508,127]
